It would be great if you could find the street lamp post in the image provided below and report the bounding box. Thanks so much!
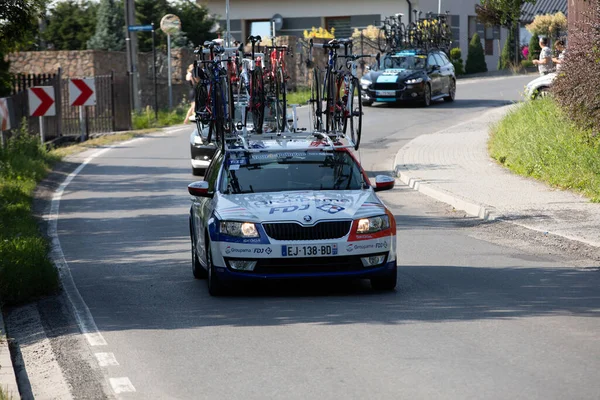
[438,0,441,14]
[226,0,231,46]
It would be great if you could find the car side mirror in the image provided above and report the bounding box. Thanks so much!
[373,175,395,192]
[188,181,213,198]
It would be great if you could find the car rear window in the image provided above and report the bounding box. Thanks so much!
[220,151,365,194]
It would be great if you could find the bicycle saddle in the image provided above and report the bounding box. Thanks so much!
[248,35,262,43]
[203,41,218,48]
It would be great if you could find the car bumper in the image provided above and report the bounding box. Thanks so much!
[363,84,425,103]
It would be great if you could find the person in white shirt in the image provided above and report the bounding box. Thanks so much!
[533,37,553,75]
[552,40,566,72]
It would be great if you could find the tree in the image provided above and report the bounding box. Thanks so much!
[87,0,125,51]
[135,0,171,52]
[450,47,465,75]
[498,27,515,69]
[0,0,46,95]
[43,0,98,50]
[465,33,488,74]
[173,0,216,48]
[526,12,568,40]
[528,34,540,61]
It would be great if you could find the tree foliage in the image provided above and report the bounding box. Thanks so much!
[450,47,465,75]
[175,0,216,48]
[135,0,171,52]
[0,0,45,53]
[87,0,125,51]
[465,33,488,74]
[498,27,515,69]
[525,12,568,38]
[552,0,600,137]
[476,0,537,28]
[528,33,541,61]
[43,0,98,50]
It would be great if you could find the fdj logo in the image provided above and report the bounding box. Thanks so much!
[269,204,309,214]
[317,204,345,214]
[376,242,388,249]
[253,247,273,254]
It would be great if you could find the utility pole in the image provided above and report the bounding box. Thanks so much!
[125,0,141,111]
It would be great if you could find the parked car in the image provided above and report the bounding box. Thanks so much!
[190,123,217,176]
[360,48,456,107]
[525,72,556,100]
[187,139,398,296]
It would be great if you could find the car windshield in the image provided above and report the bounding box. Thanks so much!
[220,151,365,194]
[381,54,427,70]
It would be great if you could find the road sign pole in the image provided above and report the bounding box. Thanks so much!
[79,106,86,142]
[168,33,172,110]
[39,117,44,144]
[152,24,158,120]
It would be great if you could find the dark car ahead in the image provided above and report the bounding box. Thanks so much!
[360,48,456,107]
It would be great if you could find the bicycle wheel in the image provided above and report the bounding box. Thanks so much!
[324,71,336,134]
[275,67,287,132]
[332,74,345,134]
[344,79,362,150]
[310,68,322,131]
[214,84,226,152]
[250,67,265,134]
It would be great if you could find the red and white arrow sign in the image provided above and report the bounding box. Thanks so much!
[69,78,96,106]
[28,86,56,117]
[0,98,11,131]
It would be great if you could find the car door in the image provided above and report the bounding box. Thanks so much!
[427,53,442,96]
[193,152,224,264]
[435,52,454,95]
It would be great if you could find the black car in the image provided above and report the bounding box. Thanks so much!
[360,48,456,107]
[190,124,217,176]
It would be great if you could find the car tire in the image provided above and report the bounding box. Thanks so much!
[533,87,550,100]
[190,223,207,279]
[192,167,205,176]
[206,239,226,296]
[444,79,456,102]
[362,100,373,107]
[370,267,397,291]
[421,84,431,107]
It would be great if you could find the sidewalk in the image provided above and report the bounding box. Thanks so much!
[0,312,19,399]
[394,104,600,249]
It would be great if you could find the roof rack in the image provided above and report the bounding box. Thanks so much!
[222,129,357,153]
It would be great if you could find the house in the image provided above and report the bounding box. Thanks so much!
[201,0,510,70]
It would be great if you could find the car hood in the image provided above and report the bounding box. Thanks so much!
[216,190,387,223]
[526,72,557,88]
[365,69,424,84]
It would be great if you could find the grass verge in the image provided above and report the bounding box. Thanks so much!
[287,87,311,107]
[132,104,188,130]
[489,98,600,202]
[0,129,61,305]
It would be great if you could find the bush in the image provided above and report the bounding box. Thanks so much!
[521,59,534,68]
[465,33,487,74]
[498,28,515,70]
[449,47,464,75]
[132,104,188,130]
[552,0,600,136]
[0,126,60,305]
[528,34,541,61]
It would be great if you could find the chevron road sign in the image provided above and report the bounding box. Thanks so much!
[69,78,96,107]
[28,86,56,117]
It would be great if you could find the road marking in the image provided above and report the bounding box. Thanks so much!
[110,377,136,393]
[95,352,119,367]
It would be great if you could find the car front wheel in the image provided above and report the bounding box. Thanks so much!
[370,268,397,291]
[190,223,207,279]
[422,84,431,107]
[444,79,456,102]
[206,239,225,296]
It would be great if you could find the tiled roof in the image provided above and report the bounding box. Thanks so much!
[521,0,568,22]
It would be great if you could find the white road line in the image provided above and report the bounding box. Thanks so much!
[95,352,120,367]
[110,377,136,393]
[48,137,144,347]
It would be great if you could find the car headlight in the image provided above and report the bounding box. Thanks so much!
[356,215,390,234]
[220,221,259,238]
[405,78,423,84]
[360,78,372,88]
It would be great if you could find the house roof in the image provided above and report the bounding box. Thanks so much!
[521,0,568,22]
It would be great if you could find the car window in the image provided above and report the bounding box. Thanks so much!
[427,53,438,67]
[438,52,451,65]
[205,152,223,192]
[433,54,446,67]
[381,55,426,70]
[220,151,365,194]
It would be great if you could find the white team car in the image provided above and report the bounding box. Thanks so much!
[525,72,557,100]
[187,140,398,296]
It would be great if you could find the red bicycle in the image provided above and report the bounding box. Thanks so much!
[263,41,290,132]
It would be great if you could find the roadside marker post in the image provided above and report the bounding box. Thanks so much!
[0,97,12,147]
[69,78,96,142]
[28,86,56,144]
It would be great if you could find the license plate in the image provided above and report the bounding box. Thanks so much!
[282,244,338,257]
[376,90,395,96]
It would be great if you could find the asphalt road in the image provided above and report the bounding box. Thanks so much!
[42,75,600,399]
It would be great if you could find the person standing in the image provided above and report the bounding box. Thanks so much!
[532,36,553,75]
[552,40,566,72]
[184,64,199,124]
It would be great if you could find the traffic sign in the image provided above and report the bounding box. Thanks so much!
[160,14,181,34]
[0,98,11,131]
[28,86,56,117]
[69,78,96,106]
[128,25,153,32]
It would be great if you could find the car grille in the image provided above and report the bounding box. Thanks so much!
[373,82,405,91]
[262,221,351,241]
[225,254,388,274]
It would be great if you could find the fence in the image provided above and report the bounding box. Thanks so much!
[2,70,131,145]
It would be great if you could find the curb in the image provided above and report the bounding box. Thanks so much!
[0,312,20,399]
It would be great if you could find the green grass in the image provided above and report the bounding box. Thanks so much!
[132,104,188,130]
[489,98,600,202]
[286,87,311,107]
[0,129,61,305]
